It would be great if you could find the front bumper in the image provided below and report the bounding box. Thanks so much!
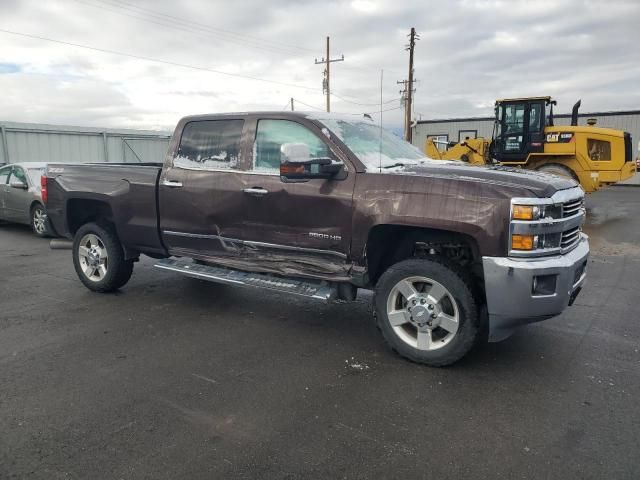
[482,234,589,341]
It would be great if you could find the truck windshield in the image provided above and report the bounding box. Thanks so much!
[317,118,427,170]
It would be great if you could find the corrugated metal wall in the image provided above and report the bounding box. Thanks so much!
[0,121,171,165]
[412,111,640,157]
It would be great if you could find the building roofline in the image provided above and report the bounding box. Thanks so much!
[416,109,640,125]
[0,120,172,137]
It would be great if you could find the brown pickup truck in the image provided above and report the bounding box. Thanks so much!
[44,112,589,366]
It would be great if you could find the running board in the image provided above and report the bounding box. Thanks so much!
[154,258,334,301]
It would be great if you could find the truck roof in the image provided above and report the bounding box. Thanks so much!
[179,111,376,124]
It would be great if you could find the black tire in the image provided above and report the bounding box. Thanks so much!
[374,258,481,367]
[536,163,578,181]
[72,222,134,293]
[30,203,50,237]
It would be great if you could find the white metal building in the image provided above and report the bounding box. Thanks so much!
[412,109,640,158]
[0,121,172,166]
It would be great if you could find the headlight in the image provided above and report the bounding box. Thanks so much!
[512,205,537,220]
[512,204,562,221]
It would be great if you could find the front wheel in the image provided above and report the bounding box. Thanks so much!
[374,258,481,366]
[72,222,134,293]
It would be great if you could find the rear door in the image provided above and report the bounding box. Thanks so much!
[0,165,10,220]
[5,166,32,224]
[158,117,249,259]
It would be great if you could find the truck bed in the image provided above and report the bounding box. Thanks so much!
[46,163,166,256]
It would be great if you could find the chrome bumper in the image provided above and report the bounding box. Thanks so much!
[482,234,589,341]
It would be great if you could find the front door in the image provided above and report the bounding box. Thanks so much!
[5,166,32,223]
[158,117,249,259]
[234,116,356,278]
[0,165,10,220]
[496,102,526,159]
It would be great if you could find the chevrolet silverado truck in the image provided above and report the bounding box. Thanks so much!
[44,112,589,366]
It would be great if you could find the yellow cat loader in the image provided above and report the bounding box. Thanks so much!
[425,97,636,192]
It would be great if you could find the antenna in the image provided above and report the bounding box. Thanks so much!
[379,69,383,173]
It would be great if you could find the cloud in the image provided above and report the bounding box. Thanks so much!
[0,0,638,130]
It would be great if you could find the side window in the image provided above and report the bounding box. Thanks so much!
[529,104,543,132]
[174,119,244,170]
[10,166,27,184]
[253,119,331,172]
[0,166,10,184]
[504,104,525,134]
[427,134,449,153]
[588,139,611,161]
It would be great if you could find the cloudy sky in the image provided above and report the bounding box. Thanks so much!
[1,0,639,131]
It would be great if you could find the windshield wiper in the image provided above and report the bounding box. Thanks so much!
[382,162,406,169]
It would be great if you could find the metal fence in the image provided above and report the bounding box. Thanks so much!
[0,121,172,165]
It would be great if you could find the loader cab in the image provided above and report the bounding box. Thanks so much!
[492,97,553,162]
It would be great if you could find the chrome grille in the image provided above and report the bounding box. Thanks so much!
[561,226,581,251]
[509,186,586,257]
[562,198,584,218]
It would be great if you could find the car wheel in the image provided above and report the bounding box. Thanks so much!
[374,258,481,367]
[31,204,49,237]
[72,222,134,293]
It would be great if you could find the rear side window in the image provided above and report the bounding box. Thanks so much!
[175,119,244,170]
[27,168,45,186]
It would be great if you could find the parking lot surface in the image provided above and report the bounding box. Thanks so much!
[1,187,639,479]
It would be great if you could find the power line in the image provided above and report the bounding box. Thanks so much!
[290,98,325,111]
[368,105,404,115]
[331,92,401,106]
[71,0,309,57]
[0,28,320,92]
[70,0,412,109]
[85,0,315,54]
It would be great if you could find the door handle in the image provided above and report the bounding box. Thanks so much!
[243,187,269,196]
[162,179,183,188]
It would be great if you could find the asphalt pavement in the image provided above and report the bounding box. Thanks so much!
[1,186,639,479]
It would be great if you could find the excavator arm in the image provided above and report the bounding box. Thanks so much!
[425,137,490,165]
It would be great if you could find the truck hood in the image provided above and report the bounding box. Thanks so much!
[381,160,577,198]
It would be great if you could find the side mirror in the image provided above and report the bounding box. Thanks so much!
[10,179,28,190]
[279,142,344,181]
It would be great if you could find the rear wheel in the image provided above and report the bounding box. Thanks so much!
[31,204,49,237]
[536,163,578,181]
[374,258,481,366]
[72,222,134,292]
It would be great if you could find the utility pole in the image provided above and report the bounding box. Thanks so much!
[314,36,344,112]
[397,79,409,139]
[400,27,419,142]
[290,97,294,111]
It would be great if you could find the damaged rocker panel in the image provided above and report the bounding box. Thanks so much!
[162,230,347,259]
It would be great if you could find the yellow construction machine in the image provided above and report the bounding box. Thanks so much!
[425,96,636,192]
